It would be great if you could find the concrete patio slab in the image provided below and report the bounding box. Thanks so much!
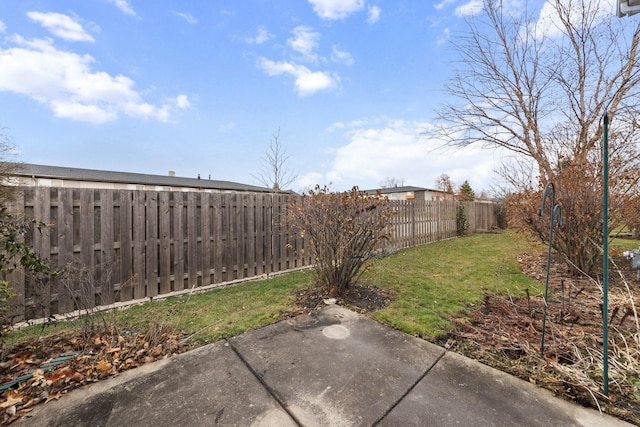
[14,342,296,427]
[378,350,630,427]
[229,305,445,426]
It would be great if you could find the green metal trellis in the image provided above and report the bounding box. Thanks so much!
[538,182,562,355]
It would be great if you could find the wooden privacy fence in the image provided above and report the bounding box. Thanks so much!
[388,200,498,249]
[8,187,309,322]
[6,187,499,322]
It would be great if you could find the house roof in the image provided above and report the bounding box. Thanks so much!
[364,186,450,195]
[13,163,280,193]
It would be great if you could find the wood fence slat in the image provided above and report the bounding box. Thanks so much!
[57,188,74,314]
[173,192,185,291]
[236,194,245,279]
[32,187,51,318]
[212,194,223,283]
[132,191,146,299]
[186,192,197,287]
[255,195,265,275]
[245,194,256,277]
[200,193,211,286]
[100,189,115,305]
[223,193,233,281]
[159,192,171,294]
[146,192,158,297]
[119,190,133,301]
[264,194,273,274]
[79,190,93,269]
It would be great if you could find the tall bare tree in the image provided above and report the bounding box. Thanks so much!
[380,177,405,188]
[438,0,640,274]
[252,128,298,191]
[435,173,454,193]
[438,0,640,179]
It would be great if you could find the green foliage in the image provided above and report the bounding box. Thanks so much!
[456,204,469,236]
[287,185,395,295]
[494,202,508,229]
[0,208,57,329]
[457,180,475,201]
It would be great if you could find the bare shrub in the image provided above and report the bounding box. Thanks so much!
[287,186,394,295]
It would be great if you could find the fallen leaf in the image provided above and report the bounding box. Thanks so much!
[5,404,16,416]
[45,393,63,404]
[96,360,112,372]
[68,371,85,382]
[151,345,163,357]
[46,367,74,383]
[0,390,23,409]
[32,369,45,381]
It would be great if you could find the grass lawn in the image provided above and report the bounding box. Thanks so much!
[7,230,545,347]
[364,231,544,339]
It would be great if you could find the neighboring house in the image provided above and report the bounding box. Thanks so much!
[8,163,279,194]
[365,186,455,201]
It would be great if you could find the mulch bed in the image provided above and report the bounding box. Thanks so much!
[438,252,640,425]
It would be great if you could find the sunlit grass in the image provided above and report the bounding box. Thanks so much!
[8,271,314,347]
[364,231,544,339]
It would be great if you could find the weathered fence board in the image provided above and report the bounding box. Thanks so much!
[5,187,498,322]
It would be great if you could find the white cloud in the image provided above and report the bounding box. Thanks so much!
[366,6,381,23]
[287,26,320,62]
[297,171,324,190]
[308,0,365,20]
[455,0,484,17]
[174,94,191,109]
[173,11,198,24]
[0,35,188,124]
[299,119,504,192]
[0,21,6,33]
[245,26,273,44]
[434,0,456,10]
[258,58,338,95]
[27,11,94,42]
[108,0,136,16]
[436,28,450,45]
[50,100,116,123]
[331,46,354,66]
[531,0,615,39]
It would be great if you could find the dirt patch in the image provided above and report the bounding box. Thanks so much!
[439,252,640,425]
[291,284,392,315]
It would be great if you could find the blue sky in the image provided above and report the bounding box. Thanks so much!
[0,0,613,193]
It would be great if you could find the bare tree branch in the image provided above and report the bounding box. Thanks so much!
[437,0,640,181]
[252,128,298,191]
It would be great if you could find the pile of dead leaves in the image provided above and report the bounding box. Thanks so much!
[0,325,191,425]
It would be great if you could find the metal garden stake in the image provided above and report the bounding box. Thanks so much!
[602,112,610,396]
[539,182,562,355]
